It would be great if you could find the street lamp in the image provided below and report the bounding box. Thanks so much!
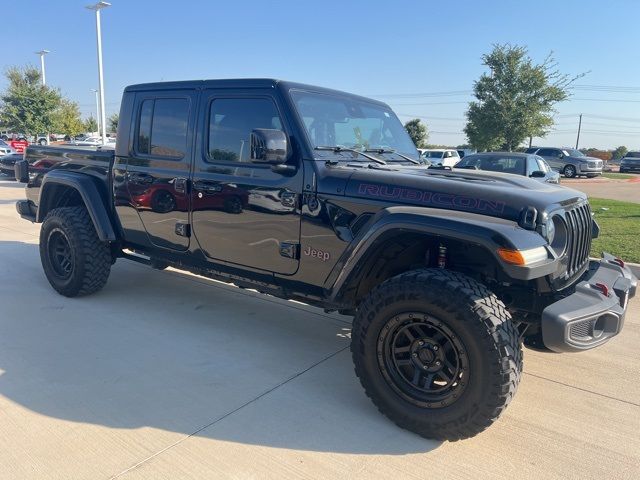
[91,89,101,136]
[35,49,50,85]
[86,1,110,145]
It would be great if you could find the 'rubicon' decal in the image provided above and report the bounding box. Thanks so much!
[357,183,506,214]
[303,246,330,261]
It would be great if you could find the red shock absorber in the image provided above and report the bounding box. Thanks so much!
[437,244,447,269]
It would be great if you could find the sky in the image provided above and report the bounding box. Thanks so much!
[2,0,639,149]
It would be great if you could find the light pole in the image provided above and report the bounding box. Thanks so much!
[86,1,110,145]
[35,50,50,85]
[91,89,101,136]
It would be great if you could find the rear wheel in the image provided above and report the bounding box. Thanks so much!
[563,165,577,178]
[40,206,111,297]
[351,268,522,440]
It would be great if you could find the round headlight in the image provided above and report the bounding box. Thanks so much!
[545,217,555,244]
[548,215,568,256]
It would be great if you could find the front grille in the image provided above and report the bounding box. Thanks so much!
[564,202,592,278]
[569,319,595,340]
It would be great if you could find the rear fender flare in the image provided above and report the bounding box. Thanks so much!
[37,170,117,242]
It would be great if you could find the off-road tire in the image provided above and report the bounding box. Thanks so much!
[40,206,111,297]
[351,268,522,441]
[563,165,577,178]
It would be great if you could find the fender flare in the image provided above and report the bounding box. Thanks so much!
[36,170,117,242]
[326,206,557,303]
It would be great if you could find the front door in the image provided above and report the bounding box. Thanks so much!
[190,90,302,275]
[125,90,198,251]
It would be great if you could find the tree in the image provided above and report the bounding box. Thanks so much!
[404,118,428,148]
[612,146,628,160]
[84,116,98,133]
[108,113,119,133]
[0,65,61,138]
[464,44,582,151]
[52,99,84,137]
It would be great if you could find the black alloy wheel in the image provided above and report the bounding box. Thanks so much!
[378,312,469,409]
[47,228,74,280]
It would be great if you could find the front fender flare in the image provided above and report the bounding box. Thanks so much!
[326,206,556,303]
[37,170,117,242]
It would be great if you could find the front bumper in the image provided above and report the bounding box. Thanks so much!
[541,252,637,352]
[577,163,602,175]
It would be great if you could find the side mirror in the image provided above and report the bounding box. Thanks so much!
[558,153,565,159]
[250,129,288,165]
[530,170,546,178]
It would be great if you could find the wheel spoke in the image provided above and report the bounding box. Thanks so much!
[393,345,411,354]
[401,328,415,342]
[423,373,435,389]
[396,358,412,366]
[411,368,421,386]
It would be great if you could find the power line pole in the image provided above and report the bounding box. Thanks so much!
[575,113,582,149]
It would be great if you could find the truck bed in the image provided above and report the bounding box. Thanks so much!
[22,145,115,212]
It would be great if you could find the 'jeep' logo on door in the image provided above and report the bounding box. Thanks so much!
[304,246,330,261]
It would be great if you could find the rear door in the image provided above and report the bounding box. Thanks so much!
[536,148,562,171]
[190,89,303,275]
[125,90,198,251]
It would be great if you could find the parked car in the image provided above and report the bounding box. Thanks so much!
[71,136,116,146]
[0,139,16,156]
[455,152,560,184]
[0,153,22,178]
[525,147,603,178]
[619,151,640,173]
[15,78,636,441]
[419,148,460,167]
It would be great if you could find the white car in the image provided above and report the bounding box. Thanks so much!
[0,139,16,156]
[72,136,116,146]
[419,149,461,167]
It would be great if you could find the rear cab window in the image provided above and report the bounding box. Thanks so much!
[136,98,189,158]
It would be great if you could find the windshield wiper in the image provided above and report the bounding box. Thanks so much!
[364,147,421,165]
[315,146,387,165]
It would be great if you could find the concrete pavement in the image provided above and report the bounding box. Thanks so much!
[0,176,638,479]
[562,176,640,203]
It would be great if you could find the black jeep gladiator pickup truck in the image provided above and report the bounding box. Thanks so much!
[15,79,636,440]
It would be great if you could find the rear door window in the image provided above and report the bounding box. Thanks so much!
[136,98,189,158]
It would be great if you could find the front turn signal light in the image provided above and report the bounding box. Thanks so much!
[497,246,548,266]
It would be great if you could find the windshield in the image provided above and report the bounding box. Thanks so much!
[563,149,584,157]
[424,151,444,158]
[290,90,418,158]
[625,152,640,158]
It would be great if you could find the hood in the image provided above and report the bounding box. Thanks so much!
[343,165,585,224]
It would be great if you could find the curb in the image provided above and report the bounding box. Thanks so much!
[628,263,640,278]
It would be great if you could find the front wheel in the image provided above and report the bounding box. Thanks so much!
[40,206,112,297]
[563,165,577,178]
[351,268,522,441]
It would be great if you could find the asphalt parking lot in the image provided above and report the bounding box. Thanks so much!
[0,177,639,479]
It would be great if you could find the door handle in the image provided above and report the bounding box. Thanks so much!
[193,180,222,193]
[174,177,188,194]
[127,172,153,185]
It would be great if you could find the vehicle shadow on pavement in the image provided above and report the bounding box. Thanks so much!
[0,240,441,455]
